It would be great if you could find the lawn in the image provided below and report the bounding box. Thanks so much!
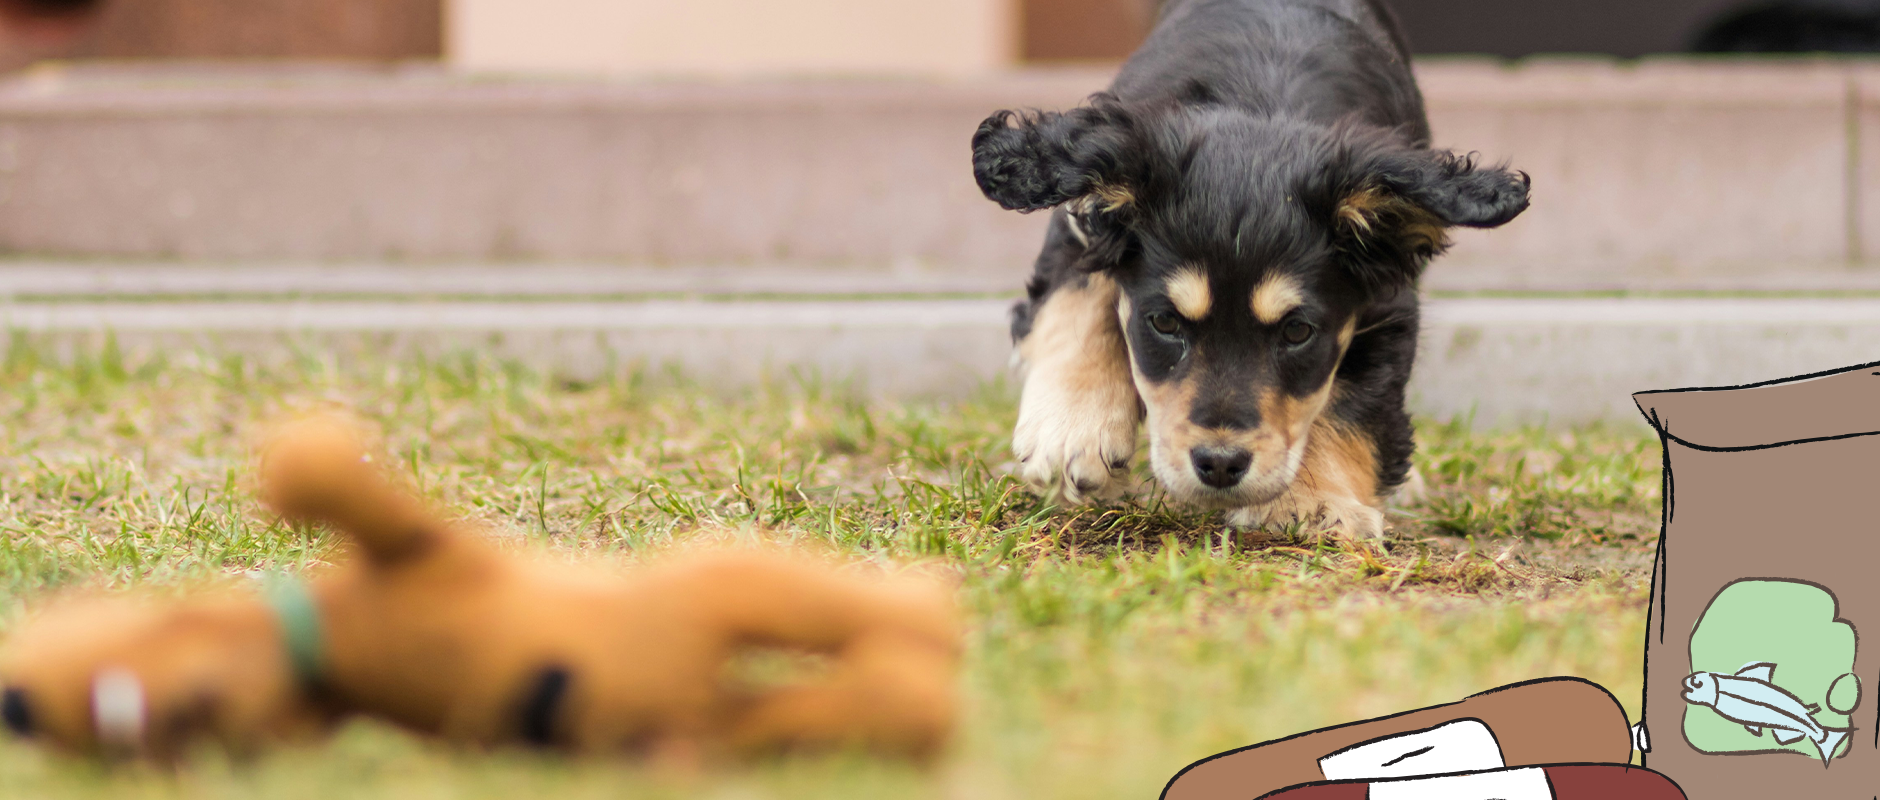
[0,338,1661,799]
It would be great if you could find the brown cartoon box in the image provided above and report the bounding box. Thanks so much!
[1160,678,1634,800]
[1251,764,1684,800]
[1635,363,1880,799]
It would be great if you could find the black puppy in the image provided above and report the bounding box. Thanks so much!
[972,0,1528,538]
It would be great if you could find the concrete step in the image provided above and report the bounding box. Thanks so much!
[13,260,1880,298]
[7,295,1879,427]
[7,59,1880,280]
[0,261,1020,298]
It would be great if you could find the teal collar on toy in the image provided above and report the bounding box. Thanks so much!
[258,574,326,690]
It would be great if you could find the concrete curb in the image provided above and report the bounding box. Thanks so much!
[0,298,1014,330]
[7,296,1879,426]
[0,262,1021,297]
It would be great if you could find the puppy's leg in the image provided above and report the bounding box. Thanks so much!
[1228,419,1387,541]
[1011,268,1140,505]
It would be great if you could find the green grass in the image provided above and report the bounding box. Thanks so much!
[0,338,1662,799]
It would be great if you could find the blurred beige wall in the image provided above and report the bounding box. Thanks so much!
[448,0,1020,77]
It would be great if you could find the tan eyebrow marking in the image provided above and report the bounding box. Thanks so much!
[1165,268,1212,320]
[1252,273,1305,324]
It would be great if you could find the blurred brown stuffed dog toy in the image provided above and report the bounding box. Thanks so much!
[0,587,332,761]
[0,414,960,763]
[255,415,960,759]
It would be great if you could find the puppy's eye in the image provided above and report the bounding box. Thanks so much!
[1282,320,1315,346]
[1148,312,1182,337]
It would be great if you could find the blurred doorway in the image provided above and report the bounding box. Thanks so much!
[1022,0,1155,61]
[2,0,440,61]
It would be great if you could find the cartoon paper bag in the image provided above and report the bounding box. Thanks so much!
[1636,363,1880,798]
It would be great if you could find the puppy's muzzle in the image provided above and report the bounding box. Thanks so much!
[1190,446,1252,489]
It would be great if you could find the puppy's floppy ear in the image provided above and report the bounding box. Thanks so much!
[971,94,1142,214]
[1333,146,1530,290]
[1365,148,1531,230]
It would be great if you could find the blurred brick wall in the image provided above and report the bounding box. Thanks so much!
[66,0,440,59]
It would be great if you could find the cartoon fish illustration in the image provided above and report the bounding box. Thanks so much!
[1681,662,1851,766]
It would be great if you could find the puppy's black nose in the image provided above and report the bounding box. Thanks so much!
[2,687,34,737]
[1190,447,1251,489]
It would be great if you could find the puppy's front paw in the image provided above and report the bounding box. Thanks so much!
[1008,273,1139,507]
[1227,489,1387,542]
[1012,387,1139,505]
